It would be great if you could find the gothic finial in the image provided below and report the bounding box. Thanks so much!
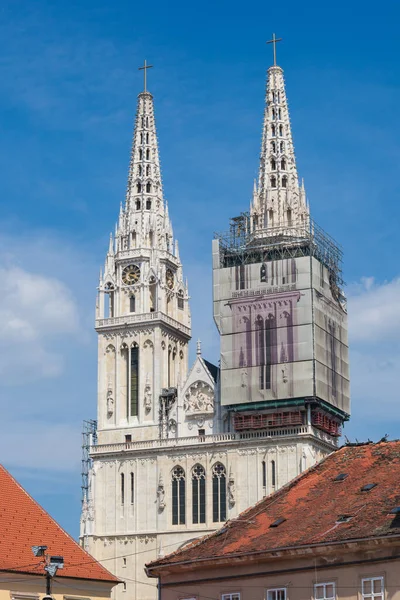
[174,239,180,260]
[196,339,202,356]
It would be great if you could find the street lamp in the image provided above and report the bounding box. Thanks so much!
[31,546,64,599]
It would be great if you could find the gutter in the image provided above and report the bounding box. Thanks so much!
[147,532,400,575]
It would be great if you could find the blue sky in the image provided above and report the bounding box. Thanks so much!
[1,0,400,538]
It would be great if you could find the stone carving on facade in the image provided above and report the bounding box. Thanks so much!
[106,381,114,417]
[144,375,152,413]
[228,467,235,507]
[157,473,166,511]
[184,381,214,415]
[168,418,177,434]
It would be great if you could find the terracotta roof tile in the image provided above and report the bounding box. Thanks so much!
[0,464,118,582]
[148,441,400,570]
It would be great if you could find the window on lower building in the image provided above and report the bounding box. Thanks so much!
[267,589,286,600]
[172,466,186,525]
[212,462,227,522]
[314,582,335,600]
[362,577,384,600]
[222,594,240,600]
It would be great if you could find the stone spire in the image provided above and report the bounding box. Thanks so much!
[116,89,175,253]
[251,60,309,234]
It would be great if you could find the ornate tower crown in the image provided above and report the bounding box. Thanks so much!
[251,37,309,235]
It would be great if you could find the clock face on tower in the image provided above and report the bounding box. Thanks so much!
[166,268,174,289]
[122,264,141,285]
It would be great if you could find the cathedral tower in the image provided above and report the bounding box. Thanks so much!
[96,87,191,440]
[213,40,350,439]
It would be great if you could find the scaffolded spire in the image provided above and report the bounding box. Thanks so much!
[251,39,309,233]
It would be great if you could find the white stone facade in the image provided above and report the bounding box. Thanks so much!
[80,66,340,600]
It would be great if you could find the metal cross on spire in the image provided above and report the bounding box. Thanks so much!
[266,34,282,66]
[138,59,153,93]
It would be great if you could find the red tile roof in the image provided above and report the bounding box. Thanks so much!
[0,464,118,582]
[148,441,400,572]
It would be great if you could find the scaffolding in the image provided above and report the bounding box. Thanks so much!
[214,212,344,292]
[81,419,97,504]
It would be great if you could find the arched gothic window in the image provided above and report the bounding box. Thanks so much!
[130,295,136,313]
[272,108,276,119]
[270,141,276,152]
[139,149,143,160]
[271,124,276,137]
[262,460,267,488]
[282,176,287,188]
[192,464,206,524]
[177,290,184,310]
[146,117,149,127]
[130,472,134,504]
[146,148,150,160]
[172,466,186,525]
[271,176,277,188]
[121,473,125,505]
[268,209,274,225]
[280,141,285,153]
[281,158,286,170]
[135,200,141,210]
[138,164,142,176]
[137,182,141,193]
[140,133,143,143]
[271,159,276,171]
[146,133,149,143]
[287,209,292,227]
[146,199,151,210]
[212,463,226,522]
[146,165,150,176]
[271,460,276,487]
[279,125,283,136]
[278,108,282,119]
[146,182,151,193]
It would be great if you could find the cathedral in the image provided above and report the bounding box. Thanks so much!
[80,46,350,600]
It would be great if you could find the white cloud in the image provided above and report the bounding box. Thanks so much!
[348,277,400,343]
[0,256,80,385]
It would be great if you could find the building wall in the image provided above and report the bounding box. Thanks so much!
[0,573,115,600]
[155,544,400,600]
[85,435,333,600]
